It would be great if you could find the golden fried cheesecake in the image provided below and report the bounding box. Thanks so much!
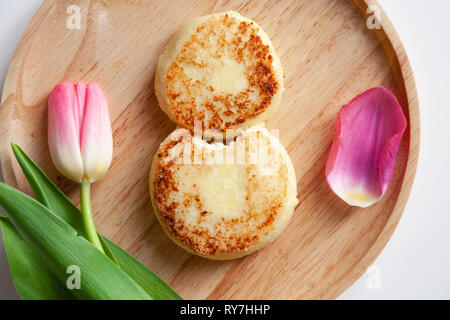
[155,11,284,138]
[149,126,298,260]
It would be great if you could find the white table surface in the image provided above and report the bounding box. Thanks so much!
[0,0,449,300]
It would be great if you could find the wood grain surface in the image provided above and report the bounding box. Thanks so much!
[0,0,419,299]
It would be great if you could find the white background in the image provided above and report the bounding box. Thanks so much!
[0,0,449,299]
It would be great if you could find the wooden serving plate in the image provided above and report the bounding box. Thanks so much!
[0,0,419,299]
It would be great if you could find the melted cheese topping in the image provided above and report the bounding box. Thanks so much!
[155,11,284,137]
[149,126,298,260]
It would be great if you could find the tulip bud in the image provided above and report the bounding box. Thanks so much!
[48,82,113,183]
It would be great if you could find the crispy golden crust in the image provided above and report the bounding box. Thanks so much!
[156,11,283,136]
[149,127,298,259]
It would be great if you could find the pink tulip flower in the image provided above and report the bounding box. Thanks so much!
[48,81,113,183]
[48,81,113,252]
[326,87,407,208]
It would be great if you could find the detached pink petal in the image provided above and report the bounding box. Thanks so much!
[326,87,407,207]
[48,82,84,182]
[80,83,113,182]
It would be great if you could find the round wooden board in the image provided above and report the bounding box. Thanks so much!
[0,0,419,299]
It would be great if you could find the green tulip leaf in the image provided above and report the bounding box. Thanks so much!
[0,216,74,300]
[0,182,153,300]
[10,143,181,300]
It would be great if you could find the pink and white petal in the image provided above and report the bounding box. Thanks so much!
[325,87,407,208]
[48,82,84,182]
[74,82,86,134]
[80,83,113,182]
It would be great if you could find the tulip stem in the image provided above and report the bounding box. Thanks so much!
[80,181,104,253]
